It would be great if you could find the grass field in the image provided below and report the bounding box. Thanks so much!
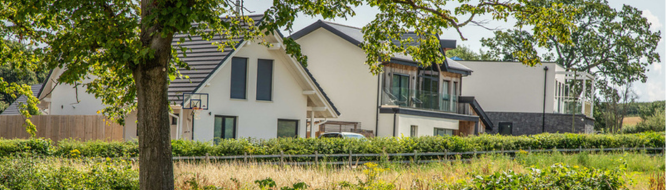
[624,116,643,127]
[8,152,661,189]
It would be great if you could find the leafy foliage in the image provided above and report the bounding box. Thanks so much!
[0,158,138,189]
[482,0,660,84]
[445,45,496,61]
[0,132,661,159]
[457,164,626,189]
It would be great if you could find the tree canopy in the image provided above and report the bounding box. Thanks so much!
[481,0,661,85]
[2,0,580,188]
[446,45,496,61]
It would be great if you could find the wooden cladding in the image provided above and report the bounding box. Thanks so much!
[0,115,124,142]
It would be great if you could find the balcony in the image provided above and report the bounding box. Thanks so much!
[381,87,459,113]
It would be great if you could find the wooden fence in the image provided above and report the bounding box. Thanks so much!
[0,115,124,142]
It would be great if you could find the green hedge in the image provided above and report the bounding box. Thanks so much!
[0,158,138,189]
[0,132,662,158]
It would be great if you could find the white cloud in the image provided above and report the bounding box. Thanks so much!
[642,10,663,31]
[654,61,663,74]
[646,81,666,101]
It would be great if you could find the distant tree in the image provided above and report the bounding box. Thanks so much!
[482,0,660,131]
[446,45,496,61]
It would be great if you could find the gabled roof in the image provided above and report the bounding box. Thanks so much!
[171,15,339,116]
[168,14,265,105]
[289,20,470,75]
[1,84,42,115]
[36,15,340,117]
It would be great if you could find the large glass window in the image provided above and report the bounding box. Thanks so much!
[230,57,248,99]
[433,128,453,136]
[277,119,298,138]
[256,59,273,101]
[391,74,410,106]
[419,76,439,109]
[442,80,450,111]
[214,116,237,143]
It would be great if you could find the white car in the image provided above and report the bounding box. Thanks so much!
[318,132,367,139]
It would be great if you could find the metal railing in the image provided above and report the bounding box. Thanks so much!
[381,88,458,113]
[153,146,665,166]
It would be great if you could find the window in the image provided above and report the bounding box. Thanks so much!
[214,116,237,143]
[498,122,513,135]
[410,125,418,137]
[391,74,410,106]
[256,59,273,101]
[452,82,458,96]
[442,80,450,110]
[433,128,453,136]
[171,114,179,125]
[277,119,298,138]
[230,57,248,99]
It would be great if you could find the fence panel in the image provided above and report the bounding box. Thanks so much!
[0,115,123,141]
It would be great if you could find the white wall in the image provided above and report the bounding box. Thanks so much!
[192,42,309,142]
[396,114,458,137]
[48,70,107,115]
[460,61,560,113]
[296,28,380,131]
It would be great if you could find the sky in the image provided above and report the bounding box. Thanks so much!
[246,0,665,102]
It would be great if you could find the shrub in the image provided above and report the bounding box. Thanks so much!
[54,139,138,158]
[0,158,139,189]
[0,138,52,157]
[0,132,662,160]
[456,164,626,189]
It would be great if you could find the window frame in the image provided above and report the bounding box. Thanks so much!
[410,125,418,137]
[230,57,248,99]
[256,59,274,101]
[277,119,299,138]
[433,128,453,136]
[214,115,237,142]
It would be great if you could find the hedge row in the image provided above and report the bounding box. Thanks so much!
[0,132,663,158]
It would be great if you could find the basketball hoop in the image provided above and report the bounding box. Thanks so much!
[182,93,209,120]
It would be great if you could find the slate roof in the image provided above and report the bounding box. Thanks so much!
[288,20,470,75]
[168,14,264,105]
[168,15,339,115]
[1,84,43,115]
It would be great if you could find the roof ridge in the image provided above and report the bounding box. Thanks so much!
[320,20,363,30]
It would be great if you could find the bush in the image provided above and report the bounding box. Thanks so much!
[0,138,52,157]
[0,132,662,159]
[0,158,139,189]
[455,164,626,189]
[622,109,665,134]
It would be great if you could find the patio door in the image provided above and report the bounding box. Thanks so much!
[391,74,409,106]
[214,116,236,143]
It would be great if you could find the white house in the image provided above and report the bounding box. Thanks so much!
[290,20,494,137]
[36,15,340,142]
[459,61,595,135]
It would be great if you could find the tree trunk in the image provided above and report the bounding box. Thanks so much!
[136,0,175,189]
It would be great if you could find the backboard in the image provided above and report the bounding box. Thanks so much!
[182,93,209,110]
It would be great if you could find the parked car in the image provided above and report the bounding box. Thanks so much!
[318,132,367,139]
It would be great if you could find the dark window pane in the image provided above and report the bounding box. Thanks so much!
[224,117,235,139]
[214,117,223,143]
[214,116,236,143]
[256,59,273,101]
[230,57,247,99]
[277,119,298,138]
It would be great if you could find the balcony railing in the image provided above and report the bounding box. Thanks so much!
[381,87,458,113]
[560,97,593,117]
